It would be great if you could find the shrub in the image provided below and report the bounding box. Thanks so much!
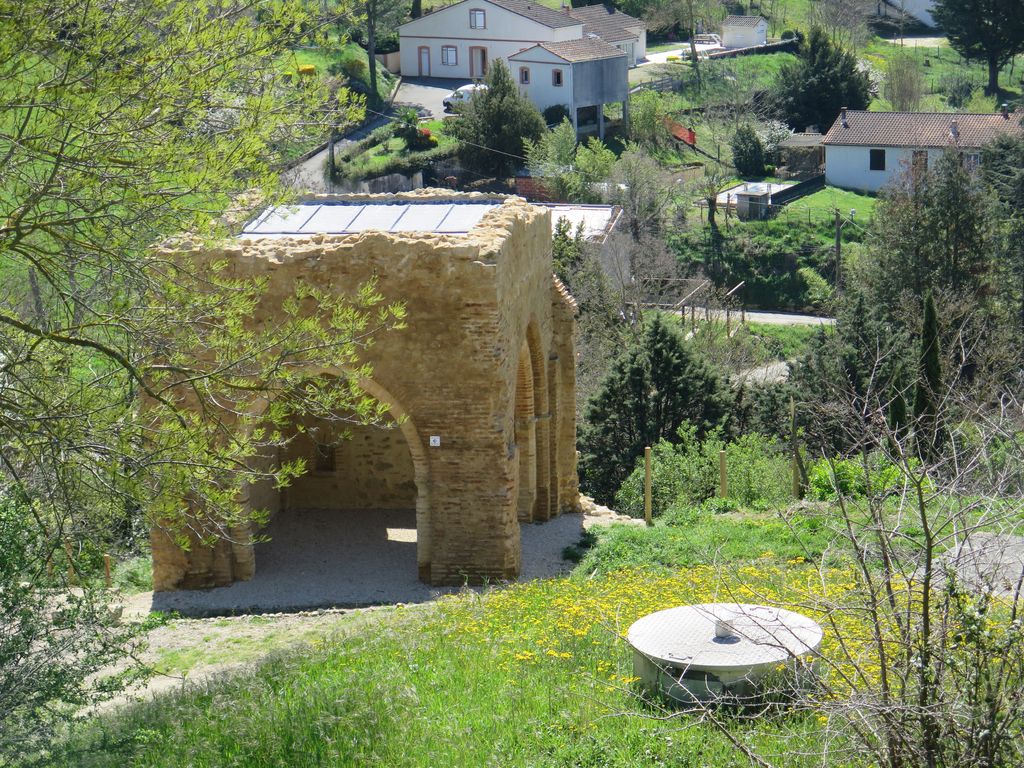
[798,266,833,310]
[342,56,368,81]
[940,73,977,109]
[542,104,570,126]
[807,455,915,501]
[731,124,766,176]
[614,428,791,515]
[579,316,731,506]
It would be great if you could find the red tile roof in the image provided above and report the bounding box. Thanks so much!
[722,14,766,27]
[822,110,1024,149]
[512,36,627,62]
[566,4,643,43]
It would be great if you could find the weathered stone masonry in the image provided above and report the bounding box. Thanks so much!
[151,192,580,591]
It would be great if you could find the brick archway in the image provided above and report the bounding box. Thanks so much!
[272,372,432,580]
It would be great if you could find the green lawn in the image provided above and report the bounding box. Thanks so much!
[280,41,396,104]
[51,507,865,768]
[797,186,876,223]
[863,37,1024,111]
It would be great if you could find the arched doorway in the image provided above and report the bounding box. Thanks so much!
[249,374,432,590]
[514,340,537,522]
[513,323,552,522]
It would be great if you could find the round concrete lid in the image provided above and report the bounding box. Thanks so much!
[627,603,823,674]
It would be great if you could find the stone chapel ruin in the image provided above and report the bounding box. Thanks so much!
[151,192,581,591]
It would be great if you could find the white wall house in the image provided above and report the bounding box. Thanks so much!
[508,38,628,138]
[877,0,935,28]
[564,4,646,66]
[822,108,1023,193]
[720,15,767,48]
[398,0,645,79]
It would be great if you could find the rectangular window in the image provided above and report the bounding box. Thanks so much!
[470,9,485,28]
[964,152,980,172]
[519,66,530,85]
[314,442,335,473]
[552,68,563,86]
[869,148,886,171]
[441,45,457,66]
[912,149,928,172]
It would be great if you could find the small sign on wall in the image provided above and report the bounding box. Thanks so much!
[429,436,441,447]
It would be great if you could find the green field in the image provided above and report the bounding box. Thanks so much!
[51,507,869,768]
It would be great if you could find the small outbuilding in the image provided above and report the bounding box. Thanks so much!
[720,15,767,49]
[150,191,581,592]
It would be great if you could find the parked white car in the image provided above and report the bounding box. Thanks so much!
[443,83,487,111]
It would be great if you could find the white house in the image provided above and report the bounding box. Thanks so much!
[508,38,628,138]
[720,15,767,49]
[877,1,935,28]
[822,108,1023,193]
[563,4,645,66]
[398,0,644,79]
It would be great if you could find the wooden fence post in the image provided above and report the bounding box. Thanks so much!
[104,554,113,588]
[719,450,728,498]
[64,539,75,585]
[644,446,653,526]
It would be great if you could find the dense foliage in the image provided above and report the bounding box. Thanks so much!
[730,124,766,177]
[771,26,870,132]
[933,0,1024,94]
[0,0,393,752]
[447,60,545,176]
[578,315,730,505]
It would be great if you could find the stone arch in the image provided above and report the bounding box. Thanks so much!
[525,320,551,521]
[514,340,536,522]
[261,369,432,580]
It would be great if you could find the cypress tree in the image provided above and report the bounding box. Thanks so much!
[913,293,942,462]
[578,315,730,505]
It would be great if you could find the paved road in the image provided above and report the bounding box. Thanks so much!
[394,76,470,120]
[639,43,723,66]
[281,113,394,193]
[673,308,835,326]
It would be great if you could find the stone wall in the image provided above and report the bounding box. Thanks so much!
[282,418,416,511]
[151,191,580,590]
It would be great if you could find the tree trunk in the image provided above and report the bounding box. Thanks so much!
[411,0,421,18]
[986,55,1000,95]
[366,0,378,106]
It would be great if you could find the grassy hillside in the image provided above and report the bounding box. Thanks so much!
[53,510,864,767]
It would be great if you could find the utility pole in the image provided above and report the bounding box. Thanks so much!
[834,208,842,290]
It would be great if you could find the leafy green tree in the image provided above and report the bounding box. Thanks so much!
[771,26,870,131]
[578,315,730,505]
[524,120,614,202]
[868,150,992,308]
[934,0,1024,95]
[730,124,766,176]
[0,0,386,754]
[447,60,545,176]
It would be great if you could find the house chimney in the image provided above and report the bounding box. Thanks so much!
[840,107,848,129]
[950,118,960,140]
[1002,103,1010,119]
[561,0,570,12]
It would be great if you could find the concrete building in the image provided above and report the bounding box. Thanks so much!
[720,15,767,49]
[150,192,581,592]
[508,38,628,138]
[397,0,643,77]
[822,108,1024,193]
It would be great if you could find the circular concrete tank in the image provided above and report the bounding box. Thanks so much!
[627,603,823,703]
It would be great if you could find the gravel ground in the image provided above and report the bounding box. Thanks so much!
[141,510,587,617]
